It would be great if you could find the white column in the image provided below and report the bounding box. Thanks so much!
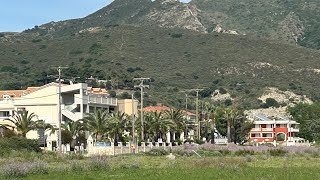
[180,132,185,141]
[119,142,123,154]
[80,90,84,118]
[142,142,146,152]
[166,131,171,143]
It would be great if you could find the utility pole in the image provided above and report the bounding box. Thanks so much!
[190,88,204,140]
[52,66,68,153]
[133,78,150,141]
[131,93,135,145]
[185,94,188,112]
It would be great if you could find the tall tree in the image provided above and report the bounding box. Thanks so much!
[221,107,241,143]
[4,110,52,137]
[83,110,109,141]
[108,112,128,144]
[289,103,320,141]
[164,109,185,141]
[61,120,84,145]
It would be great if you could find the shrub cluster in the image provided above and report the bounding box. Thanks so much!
[0,161,48,178]
[145,149,169,156]
[267,149,288,156]
[0,137,41,156]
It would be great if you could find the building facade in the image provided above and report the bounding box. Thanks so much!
[249,114,300,144]
[0,83,137,149]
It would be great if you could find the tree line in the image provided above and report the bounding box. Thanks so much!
[1,106,254,146]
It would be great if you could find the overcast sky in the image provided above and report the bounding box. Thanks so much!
[0,0,191,32]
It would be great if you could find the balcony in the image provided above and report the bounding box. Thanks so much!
[88,96,117,106]
[261,128,273,131]
[251,128,260,132]
[288,128,299,132]
[74,94,118,106]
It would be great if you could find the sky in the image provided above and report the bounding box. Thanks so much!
[0,0,191,32]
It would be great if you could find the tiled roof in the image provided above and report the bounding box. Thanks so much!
[143,106,196,116]
[143,106,171,112]
[0,82,65,98]
[0,90,26,98]
[182,110,196,116]
[26,87,40,92]
[87,87,108,94]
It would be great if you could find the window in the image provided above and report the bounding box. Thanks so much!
[261,124,267,128]
[263,133,272,137]
[251,133,260,138]
[0,111,10,117]
[2,95,11,99]
[17,108,26,114]
[276,124,280,128]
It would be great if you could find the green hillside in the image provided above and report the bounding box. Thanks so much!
[1,24,320,109]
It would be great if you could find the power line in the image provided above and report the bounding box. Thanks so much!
[133,77,150,140]
[51,66,68,154]
[190,88,204,140]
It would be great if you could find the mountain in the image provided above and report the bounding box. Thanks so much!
[20,0,320,49]
[191,0,320,49]
[1,0,320,109]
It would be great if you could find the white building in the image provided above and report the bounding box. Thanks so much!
[0,82,136,149]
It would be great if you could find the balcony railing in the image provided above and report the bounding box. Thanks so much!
[288,128,299,132]
[261,128,273,131]
[88,96,117,106]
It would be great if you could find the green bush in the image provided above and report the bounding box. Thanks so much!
[198,150,223,157]
[174,149,194,157]
[234,150,255,156]
[194,139,205,145]
[0,137,41,156]
[146,149,169,156]
[218,149,231,156]
[0,161,48,178]
[268,149,287,156]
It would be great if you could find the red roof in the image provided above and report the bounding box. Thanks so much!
[87,87,108,94]
[143,106,195,116]
[143,106,171,112]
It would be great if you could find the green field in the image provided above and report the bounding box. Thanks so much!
[2,153,320,180]
[19,167,320,180]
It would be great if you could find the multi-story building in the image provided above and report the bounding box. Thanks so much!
[248,114,300,144]
[0,82,137,149]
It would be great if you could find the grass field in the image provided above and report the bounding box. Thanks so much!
[2,153,320,180]
[19,167,320,180]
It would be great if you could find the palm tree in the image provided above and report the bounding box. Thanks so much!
[222,107,241,143]
[164,109,185,141]
[150,111,175,141]
[138,112,155,142]
[61,120,84,145]
[4,110,51,137]
[108,112,128,144]
[82,109,109,142]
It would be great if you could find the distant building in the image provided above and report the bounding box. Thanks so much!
[0,82,137,150]
[249,114,300,144]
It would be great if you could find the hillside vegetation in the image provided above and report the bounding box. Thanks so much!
[191,0,320,49]
[1,24,320,108]
[1,0,320,109]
